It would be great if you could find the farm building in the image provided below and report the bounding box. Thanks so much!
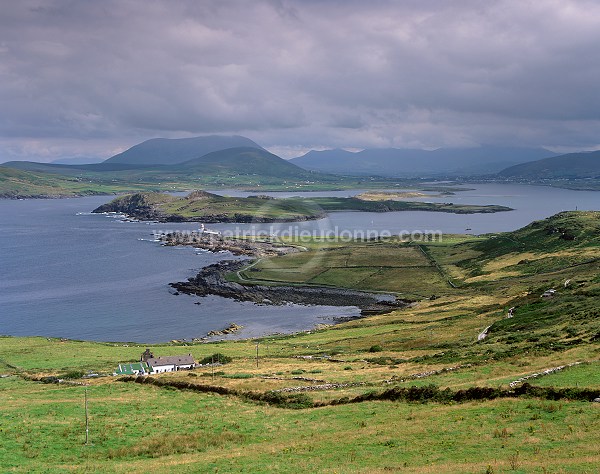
[115,352,196,376]
[146,354,196,373]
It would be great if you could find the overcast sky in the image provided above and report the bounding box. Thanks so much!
[2,0,600,162]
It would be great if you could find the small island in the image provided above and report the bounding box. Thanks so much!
[92,190,512,222]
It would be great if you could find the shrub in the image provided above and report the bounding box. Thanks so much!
[200,353,232,365]
[61,370,85,379]
[256,392,314,409]
[40,376,59,384]
[368,345,384,353]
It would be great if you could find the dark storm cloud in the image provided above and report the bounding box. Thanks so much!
[1,0,600,161]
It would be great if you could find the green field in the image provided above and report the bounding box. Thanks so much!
[1,374,599,473]
[239,242,452,297]
[1,211,599,472]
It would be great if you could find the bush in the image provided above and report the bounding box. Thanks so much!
[200,353,232,365]
[61,370,85,379]
[40,376,59,384]
[256,392,314,409]
[368,345,384,353]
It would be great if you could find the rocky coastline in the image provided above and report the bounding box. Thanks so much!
[170,260,408,315]
[91,192,326,223]
[158,231,301,257]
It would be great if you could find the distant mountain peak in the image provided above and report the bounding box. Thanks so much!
[103,135,264,166]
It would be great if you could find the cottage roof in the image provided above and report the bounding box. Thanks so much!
[115,362,152,375]
[146,355,195,367]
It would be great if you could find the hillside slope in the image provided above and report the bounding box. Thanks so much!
[103,135,264,165]
[92,191,326,222]
[0,166,126,197]
[176,147,313,179]
[497,150,600,179]
[1,161,157,174]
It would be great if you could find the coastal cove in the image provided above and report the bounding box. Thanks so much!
[1,183,599,343]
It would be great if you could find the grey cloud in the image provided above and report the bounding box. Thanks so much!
[1,0,600,161]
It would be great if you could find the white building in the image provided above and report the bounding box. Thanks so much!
[146,354,196,373]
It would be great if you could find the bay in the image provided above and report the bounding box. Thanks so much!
[0,183,598,343]
[0,196,359,343]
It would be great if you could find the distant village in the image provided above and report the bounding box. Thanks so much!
[114,349,196,376]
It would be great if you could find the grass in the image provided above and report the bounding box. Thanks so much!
[1,210,599,472]
[1,376,599,473]
[236,240,453,297]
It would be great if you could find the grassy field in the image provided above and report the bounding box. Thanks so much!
[1,211,599,472]
[1,374,599,473]
[238,241,453,298]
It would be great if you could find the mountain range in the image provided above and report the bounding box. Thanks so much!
[2,135,599,196]
[3,146,311,180]
[290,146,558,176]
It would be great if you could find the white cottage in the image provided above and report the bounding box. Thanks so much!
[146,354,196,373]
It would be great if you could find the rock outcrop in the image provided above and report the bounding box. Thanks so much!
[170,260,408,315]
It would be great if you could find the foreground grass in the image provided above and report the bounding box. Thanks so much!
[1,375,599,473]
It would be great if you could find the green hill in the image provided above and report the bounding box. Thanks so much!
[176,147,312,179]
[473,211,600,256]
[93,190,326,222]
[498,150,600,179]
[434,211,600,283]
[103,135,264,165]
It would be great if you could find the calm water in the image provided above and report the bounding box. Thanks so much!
[0,197,359,342]
[0,183,598,342]
[213,183,600,235]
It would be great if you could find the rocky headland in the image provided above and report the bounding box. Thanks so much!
[170,260,408,315]
[92,191,326,223]
[158,231,301,257]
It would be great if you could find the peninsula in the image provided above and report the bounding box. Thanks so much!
[92,190,512,222]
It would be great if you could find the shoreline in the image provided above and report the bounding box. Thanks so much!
[170,260,409,317]
[158,230,303,257]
